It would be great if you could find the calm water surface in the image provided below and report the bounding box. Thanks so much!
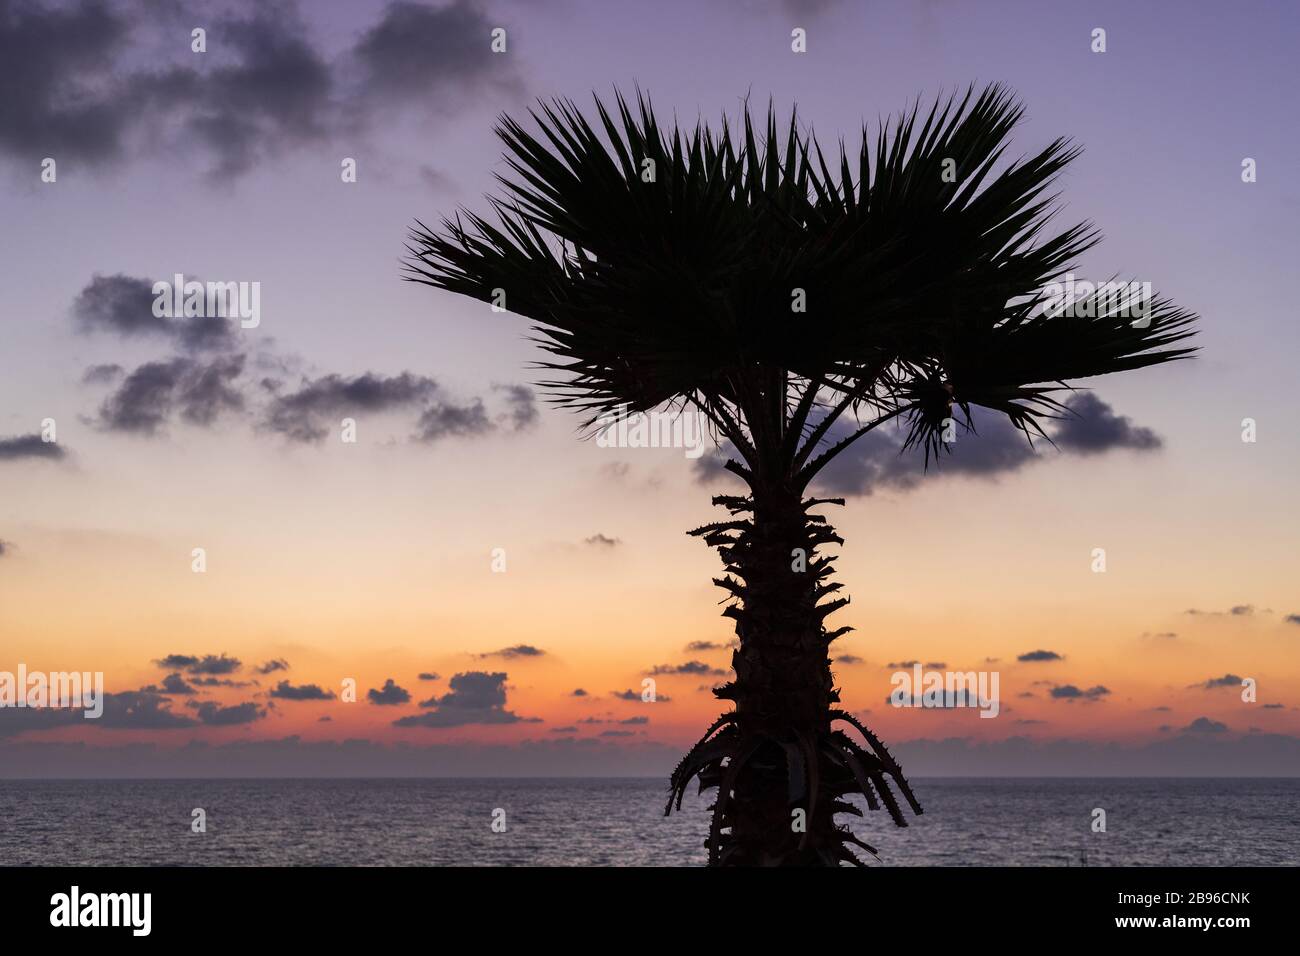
[0,777,1294,866]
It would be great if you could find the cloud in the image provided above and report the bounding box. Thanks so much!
[190,700,266,726]
[72,274,239,352]
[1051,392,1161,454]
[685,641,726,652]
[0,434,66,462]
[888,688,986,708]
[413,397,494,442]
[570,688,588,697]
[264,371,439,442]
[583,534,620,548]
[0,0,133,165]
[1285,614,1300,626]
[619,716,649,725]
[1183,716,1229,734]
[268,680,335,701]
[99,690,198,729]
[697,394,1161,497]
[82,363,124,384]
[93,355,246,434]
[610,689,671,702]
[1191,674,1243,690]
[353,0,524,107]
[834,654,864,665]
[1018,650,1063,663]
[417,672,440,681]
[1,0,524,180]
[495,384,539,431]
[155,653,242,676]
[255,658,289,675]
[474,644,545,660]
[1185,605,1257,617]
[1048,684,1110,701]
[394,671,533,728]
[180,10,334,181]
[190,676,251,689]
[138,673,197,696]
[0,540,8,557]
[645,661,726,677]
[367,679,411,706]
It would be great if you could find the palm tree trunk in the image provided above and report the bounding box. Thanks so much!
[721,486,840,864]
[669,485,922,866]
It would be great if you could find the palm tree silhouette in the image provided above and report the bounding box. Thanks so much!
[404,85,1197,866]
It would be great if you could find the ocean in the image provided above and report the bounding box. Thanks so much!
[1,777,1295,866]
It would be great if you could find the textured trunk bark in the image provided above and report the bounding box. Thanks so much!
[667,485,923,866]
[723,488,839,865]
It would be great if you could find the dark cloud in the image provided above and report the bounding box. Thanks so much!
[190,700,266,726]
[72,274,239,352]
[550,725,577,733]
[190,676,252,689]
[583,534,620,548]
[2,0,524,179]
[697,394,1161,497]
[1052,392,1161,454]
[645,661,727,677]
[263,371,438,442]
[619,716,649,725]
[0,539,8,557]
[684,641,725,652]
[155,653,241,676]
[600,730,635,737]
[474,644,545,660]
[367,679,411,706]
[570,688,588,697]
[139,673,197,696]
[888,689,986,708]
[1183,716,1229,734]
[1285,614,1300,625]
[0,433,66,462]
[609,688,670,702]
[1185,605,1257,617]
[412,398,494,442]
[1191,674,1243,690]
[255,658,289,675]
[887,661,920,669]
[417,672,440,681]
[74,274,171,338]
[93,355,245,434]
[393,671,532,728]
[834,654,864,665]
[1018,650,1063,663]
[1048,684,1110,701]
[0,0,133,164]
[495,384,539,431]
[183,11,333,181]
[354,0,524,107]
[269,680,335,701]
[100,690,198,729]
[82,363,124,385]
[0,687,200,735]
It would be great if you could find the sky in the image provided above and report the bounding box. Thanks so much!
[1,0,1299,776]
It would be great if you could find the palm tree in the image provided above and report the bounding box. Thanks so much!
[404,85,1197,866]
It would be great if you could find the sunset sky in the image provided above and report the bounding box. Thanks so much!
[2,0,1298,776]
